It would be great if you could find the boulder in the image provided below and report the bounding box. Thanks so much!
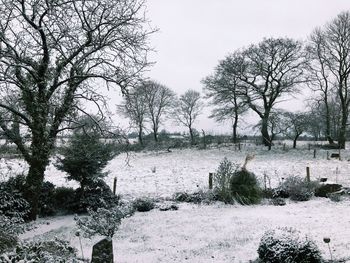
[91,238,113,263]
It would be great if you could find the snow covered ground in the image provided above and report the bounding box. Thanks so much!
[4,143,350,262]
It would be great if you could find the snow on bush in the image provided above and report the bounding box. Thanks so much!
[278,176,318,201]
[257,227,322,263]
[0,238,82,263]
[75,205,134,239]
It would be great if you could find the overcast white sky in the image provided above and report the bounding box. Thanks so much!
[116,0,350,135]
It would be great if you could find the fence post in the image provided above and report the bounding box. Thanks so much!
[113,177,117,195]
[313,149,316,159]
[327,151,329,160]
[306,167,310,183]
[209,173,213,190]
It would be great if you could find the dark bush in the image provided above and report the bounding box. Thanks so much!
[174,192,190,202]
[38,181,56,217]
[52,187,76,213]
[0,231,18,253]
[1,173,26,192]
[258,227,322,263]
[315,183,342,198]
[270,197,286,206]
[72,180,120,213]
[173,190,218,204]
[229,169,262,205]
[132,197,155,212]
[261,188,274,199]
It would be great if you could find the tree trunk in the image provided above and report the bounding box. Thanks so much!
[232,113,238,144]
[138,125,143,146]
[293,134,300,149]
[261,117,271,149]
[24,159,47,221]
[338,111,347,149]
[153,131,158,142]
[325,104,334,144]
[189,126,194,145]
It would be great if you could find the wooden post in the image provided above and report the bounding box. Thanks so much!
[313,149,316,159]
[338,148,341,161]
[209,173,213,190]
[306,167,310,182]
[327,151,329,160]
[308,144,311,151]
[283,143,286,151]
[113,177,117,195]
[238,143,241,151]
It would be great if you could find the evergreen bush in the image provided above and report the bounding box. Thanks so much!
[56,131,116,191]
[229,169,262,205]
[213,158,262,204]
[257,227,322,263]
[132,197,155,212]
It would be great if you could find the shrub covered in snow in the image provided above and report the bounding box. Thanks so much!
[173,190,219,204]
[75,205,134,239]
[278,176,317,201]
[132,197,155,212]
[0,186,30,221]
[0,238,82,263]
[257,227,322,263]
[214,157,238,203]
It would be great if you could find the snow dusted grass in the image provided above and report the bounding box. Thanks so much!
[4,143,350,262]
[21,200,350,262]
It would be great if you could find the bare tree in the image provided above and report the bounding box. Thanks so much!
[143,80,175,142]
[0,0,153,220]
[307,29,335,144]
[118,85,148,146]
[174,89,203,145]
[281,111,308,148]
[203,57,248,143]
[312,11,350,149]
[218,38,306,149]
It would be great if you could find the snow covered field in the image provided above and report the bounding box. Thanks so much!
[4,143,350,262]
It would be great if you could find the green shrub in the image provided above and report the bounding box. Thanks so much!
[229,169,262,205]
[75,205,134,238]
[72,180,120,213]
[257,227,322,263]
[0,231,18,254]
[52,187,76,213]
[279,176,317,201]
[39,181,56,217]
[0,238,81,263]
[56,130,116,191]
[132,197,155,212]
[1,173,26,193]
[173,190,218,204]
[0,186,30,220]
[213,158,262,205]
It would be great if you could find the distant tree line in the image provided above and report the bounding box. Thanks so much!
[120,11,350,150]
